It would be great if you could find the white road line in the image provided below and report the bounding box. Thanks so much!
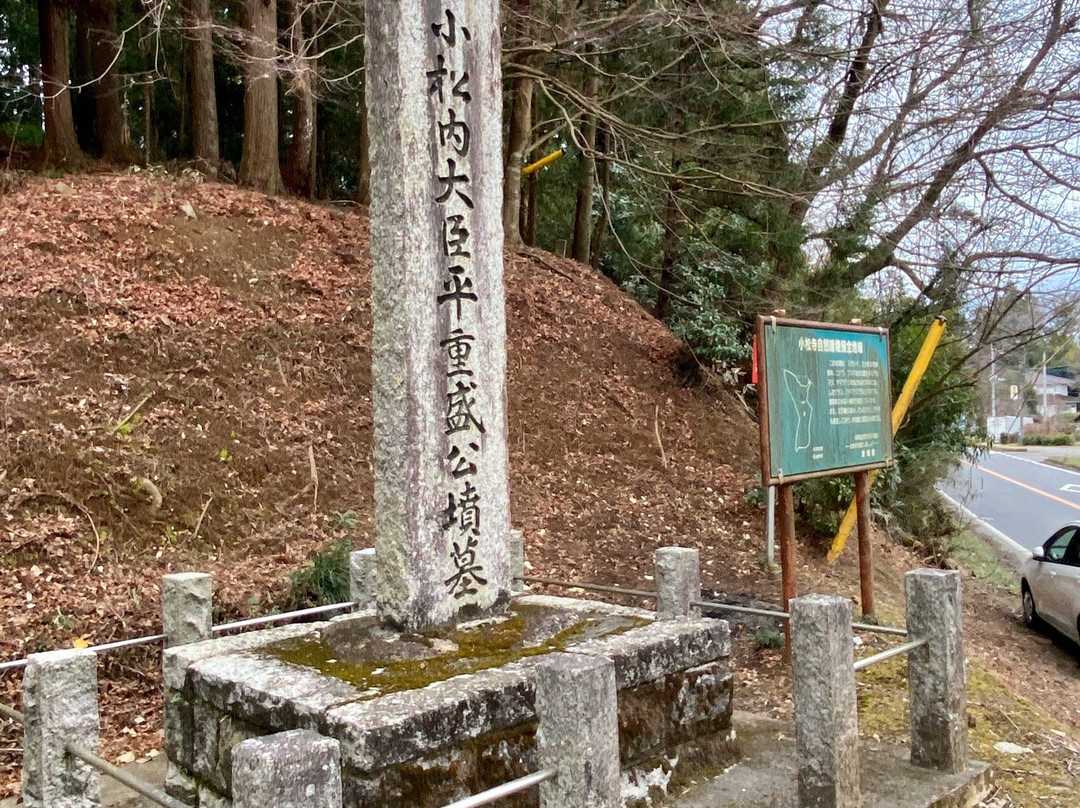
[989,452,1080,478]
[936,489,1031,560]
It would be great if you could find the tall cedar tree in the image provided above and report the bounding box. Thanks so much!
[39,0,85,166]
[239,0,283,194]
[283,0,316,197]
[181,0,220,165]
[87,0,128,161]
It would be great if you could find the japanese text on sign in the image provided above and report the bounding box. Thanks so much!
[429,3,486,600]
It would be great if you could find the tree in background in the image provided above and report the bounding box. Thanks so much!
[37,0,85,167]
[180,0,220,167]
[238,0,282,194]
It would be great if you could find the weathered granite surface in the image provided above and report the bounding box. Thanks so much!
[166,596,734,808]
[22,649,100,808]
[232,730,341,808]
[366,0,510,632]
[907,570,968,774]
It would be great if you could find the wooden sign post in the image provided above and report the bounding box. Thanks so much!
[756,314,894,645]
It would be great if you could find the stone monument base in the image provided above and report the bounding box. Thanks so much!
[163,595,734,808]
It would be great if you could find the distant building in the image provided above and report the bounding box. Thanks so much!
[1026,370,1080,420]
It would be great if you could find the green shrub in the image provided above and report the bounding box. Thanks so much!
[753,626,785,650]
[1021,432,1074,446]
[286,537,353,608]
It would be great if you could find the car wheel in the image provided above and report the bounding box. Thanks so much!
[1021,584,1042,629]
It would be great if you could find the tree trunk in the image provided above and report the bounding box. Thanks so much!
[283,0,317,197]
[655,172,681,322]
[355,84,371,204]
[502,0,534,244]
[239,0,283,195]
[523,169,537,246]
[72,5,96,152]
[503,74,533,245]
[571,49,598,264]
[181,0,220,166]
[590,122,611,270]
[39,0,85,168]
[88,0,128,162]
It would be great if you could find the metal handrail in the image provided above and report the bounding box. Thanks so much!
[515,577,908,637]
[439,769,556,808]
[519,576,656,600]
[65,741,189,808]
[0,633,169,674]
[692,598,908,637]
[853,638,927,672]
[211,600,357,633]
[692,599,787,620]
[0,601,360,673]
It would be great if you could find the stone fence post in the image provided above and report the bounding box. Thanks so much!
[162,572,212,805]
[162,572,212,648]
[790,595,859,808]
[906,569,968,773]
[232,729,341,808]
[349,549,377,610]
[535,653,620,808]
[22,648,101,808]
[655,547,700,619]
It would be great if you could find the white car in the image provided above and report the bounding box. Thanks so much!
[1021,523,1080,644]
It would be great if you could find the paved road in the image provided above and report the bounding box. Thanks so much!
[939,448,1080,553]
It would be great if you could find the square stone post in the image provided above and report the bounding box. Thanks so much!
[655,547,701,619]
[790,595,859,808]
[232,729,341,808]
[906,569,968,773]
[162,572,213,648]
[22,649,100,808]
[366,0,511,632]
[349,549,377,610]
[162,572,211,804]
[535,653,620,808]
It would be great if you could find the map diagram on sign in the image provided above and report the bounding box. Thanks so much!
[782,369,813,451]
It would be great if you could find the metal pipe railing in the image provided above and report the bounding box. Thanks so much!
[853,638,927,672]
[519,576,656,600]
[515,578,908,637]
[692,599,786,620]
[211,600,357,634]
[0,601,359,673]
[438,769,556,808]
[65,741,189,808]
[0,632,168,674]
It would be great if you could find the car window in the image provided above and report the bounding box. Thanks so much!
[1045,527,1077,562]
[1065,533,1080,567]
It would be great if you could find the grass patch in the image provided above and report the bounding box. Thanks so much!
[855,656,1079,805]
[286,536,353,608]
[947,528,1018,593]
[1045,455,1080,471]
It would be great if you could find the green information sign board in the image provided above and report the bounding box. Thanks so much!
[757,316,893,485]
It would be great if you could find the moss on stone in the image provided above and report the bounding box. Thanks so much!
[259,603,648,698]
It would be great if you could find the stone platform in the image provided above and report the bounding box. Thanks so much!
[672,712,992,808]
[163,595,735,808]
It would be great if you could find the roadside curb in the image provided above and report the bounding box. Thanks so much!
[936,489,1029,569]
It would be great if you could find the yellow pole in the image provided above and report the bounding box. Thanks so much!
[826,316,948,563]
[521,148,565,176]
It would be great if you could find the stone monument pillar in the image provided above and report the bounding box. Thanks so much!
[365,0,509,631]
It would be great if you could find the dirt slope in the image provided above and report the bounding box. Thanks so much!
[0,172,764,791]
[2,172,1077,807]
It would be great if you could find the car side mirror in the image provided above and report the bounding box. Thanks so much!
[1032,546,1045,560]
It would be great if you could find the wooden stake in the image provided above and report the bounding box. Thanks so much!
[854,470,875,618]
[778,482,797,662]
